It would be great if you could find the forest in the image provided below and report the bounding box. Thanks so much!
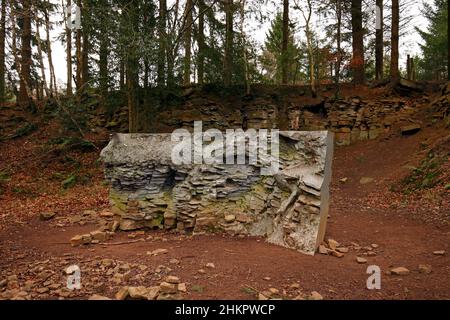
[0,0,448,132]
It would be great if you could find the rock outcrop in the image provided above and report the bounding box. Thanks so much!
[101,131,333,255]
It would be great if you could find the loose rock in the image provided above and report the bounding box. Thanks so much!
[39,212,56,221]
[390,267,410,276]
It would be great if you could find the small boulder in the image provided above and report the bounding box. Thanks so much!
[309,291,323,300]
[390,267,410,276]
[356,257,367,264]
[39,212,56,221]
[418,264,432,274]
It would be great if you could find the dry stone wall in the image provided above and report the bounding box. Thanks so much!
[101,131,333,255]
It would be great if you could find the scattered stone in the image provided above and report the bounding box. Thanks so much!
[339,177,348,183]
[290,283,300,289]
[81,234,92,245]
[360,177,374,185]
[99,211,114,218]
[206,262,215,269]
[258,293,269,300]
[330,250,344,258]
[90,230,107,242]
[177,283,187,293]
[401,124,421,135]
[36,287,50,294]
[390,267,410,276]
[159,282,177,294]
[318,245,329,255]
[165,276,180,284]
[115,286,129,300]
[224,214,236,223]
[327,239,339,251]
[356,257,367,264]
[198,269,206,274]
[309,291,323,300]
[263,277,271,281]
[268,288,279,295]
[367,251,377,257]
[147,248,168,256]
[89,294,111,300]
[83,210,96,217]
[70,235,83,246]
[128,286,159,300]
[39,212,56,221]
[418,264,432,274]
[433,250,445,256]
[336,247,349,253]
[371,244,379,248]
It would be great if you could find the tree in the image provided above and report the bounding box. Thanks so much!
[35,11,49,98]
[65,0,73,96]
[157,0,167,86]
[390,0,400,83]
[183,0,193,85]
[295,0,316,95]
[0,0,6,102]
[44,0,57,97]
[75,0,82,91]
[375,0,384,81]
[351,0,364,84]
[281,0,289,85]
[197,0,206,85]
[415,0,448,80]
[18,0,33,109]
[223,0,233,86]
[261,12,300,84]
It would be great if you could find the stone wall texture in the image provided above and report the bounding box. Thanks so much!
[100,88,424,147]
[101,131,333,255]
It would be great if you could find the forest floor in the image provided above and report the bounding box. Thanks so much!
[0,90,449,300]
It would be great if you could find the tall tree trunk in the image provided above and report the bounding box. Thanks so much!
[390,0,400,84]
[98,0,108,102]
[0,0,6,103]
[75,0,82,91]
[223,0,233,86]
[18,0,33,109]
[197,0,205,85]
[351,0,365,84]
[0,0,5,103]
[157,0,167,86]
[44,4,57,97]
[281,0,289,85]
[299,0,316,96]
[375,0,384,81]
[335,0,342,89]
[81,36,89,88]
[240,0,250,95]
[127,6,139,133]
[35,18,50,98]
[65,0,73,96]
[119,60,125,90]
[99,34,108,102]
[183,0,193,86]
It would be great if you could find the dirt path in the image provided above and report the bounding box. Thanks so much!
[0,125,449,300]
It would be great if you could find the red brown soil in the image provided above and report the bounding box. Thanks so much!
[0,103,449,300]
